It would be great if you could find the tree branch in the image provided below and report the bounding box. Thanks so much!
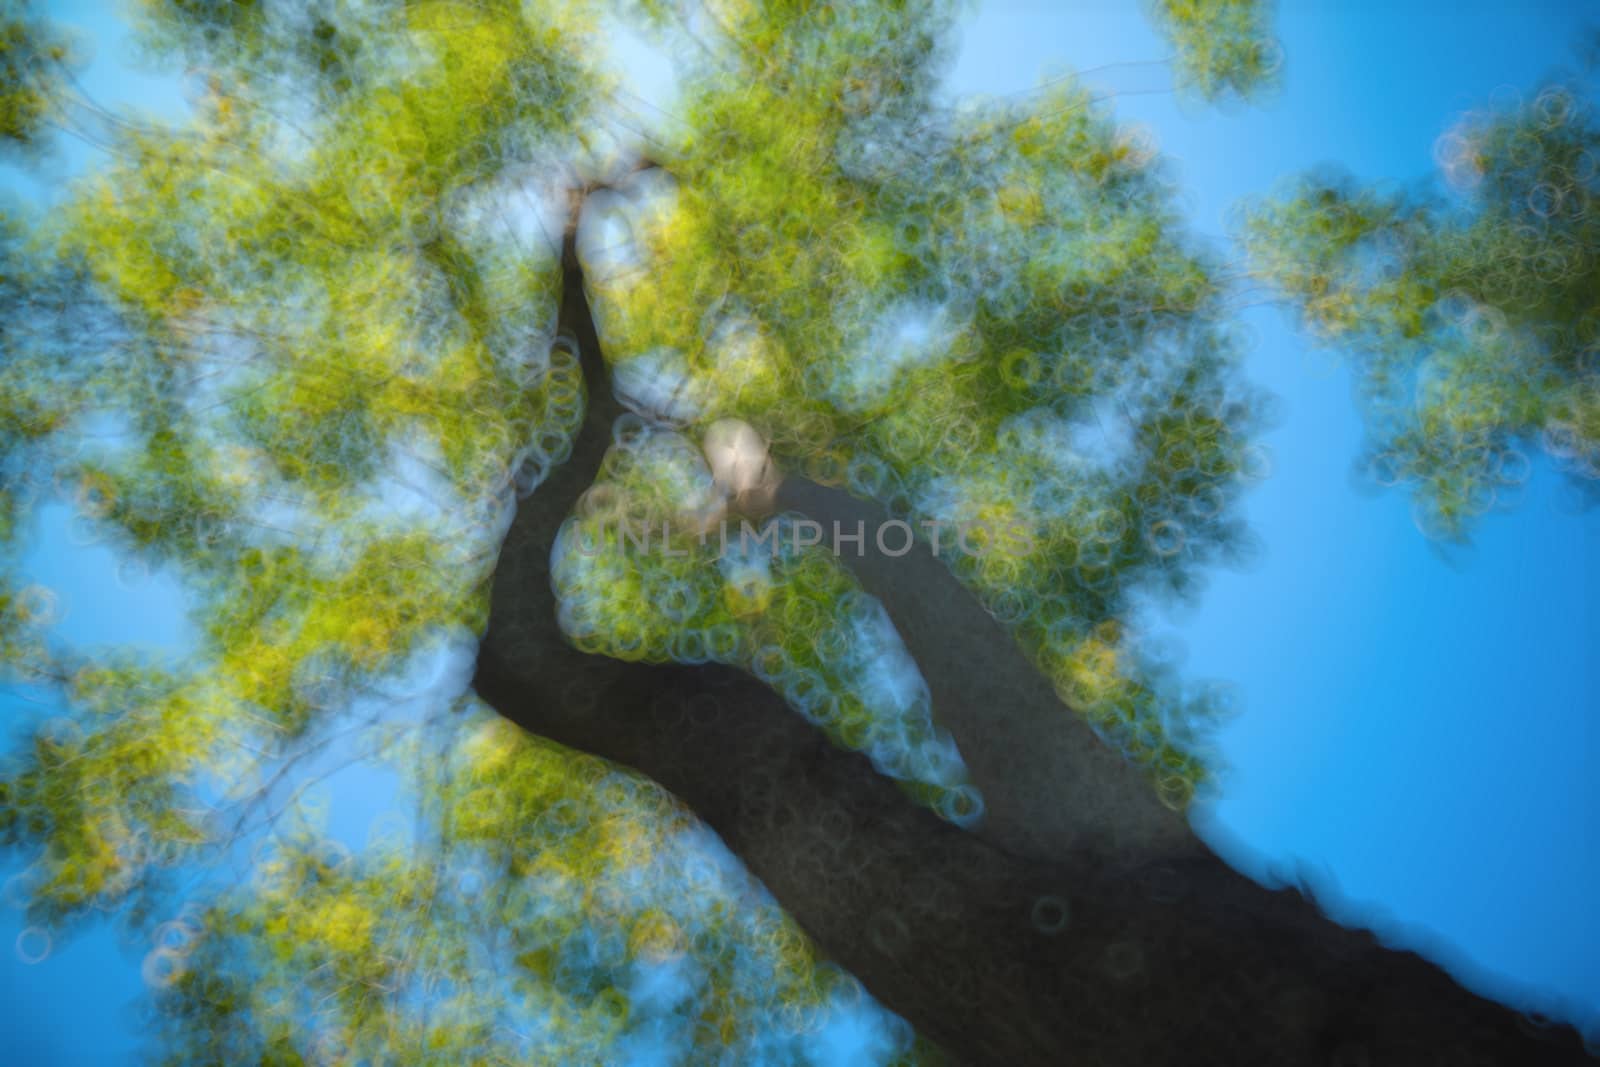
[471,219,1593,1066]
[773,477,1204,871]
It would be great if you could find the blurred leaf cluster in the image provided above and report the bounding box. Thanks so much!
[1244,81,1600,539]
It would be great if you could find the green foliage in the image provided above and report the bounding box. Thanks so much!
[589,23,1262,802]
[1147,0,1280,101]
[144,708,920,1064]
[1,0,601,924]
[0,0,1277,1059]
[0,0,74,153]
[0,660,215,926]
[1243,82,1600,538]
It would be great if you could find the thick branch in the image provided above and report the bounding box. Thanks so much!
[471,232,1592,1065]
[774,477,1203,870]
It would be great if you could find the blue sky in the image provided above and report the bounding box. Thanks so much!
[1,0,1595,1060]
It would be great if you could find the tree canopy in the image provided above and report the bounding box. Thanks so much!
[0,1,1591,1063]
[1243,76,1600,539]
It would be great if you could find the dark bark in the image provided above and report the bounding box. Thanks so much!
[470,219,1593,1065]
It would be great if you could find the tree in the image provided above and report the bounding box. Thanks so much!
[0,1,1590,1064]
[1242,76,1600,540]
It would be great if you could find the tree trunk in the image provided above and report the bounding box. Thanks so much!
[469,225,1592,1065]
